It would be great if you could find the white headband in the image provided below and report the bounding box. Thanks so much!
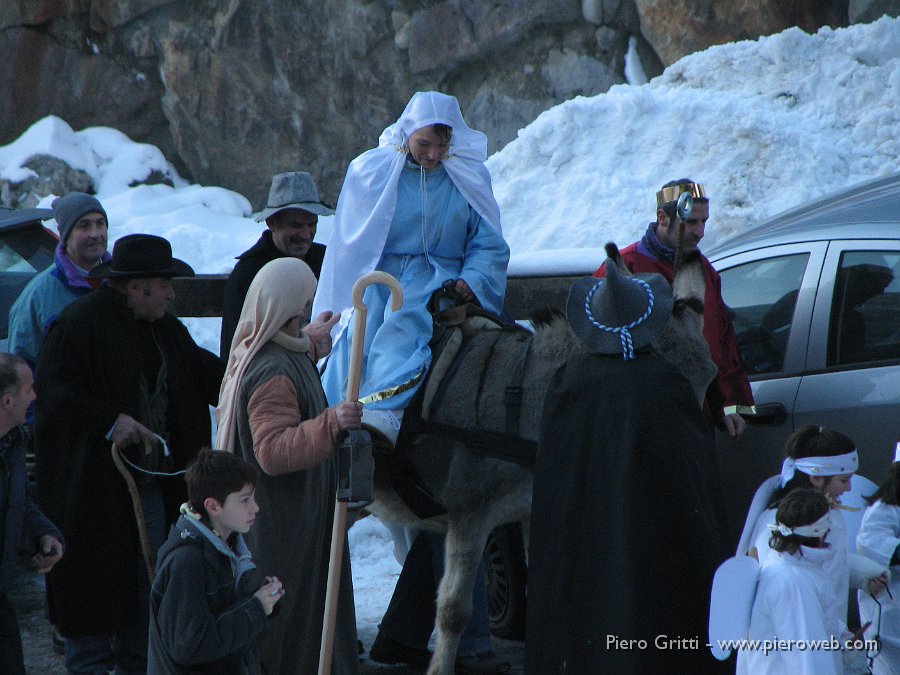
[894,441,900,464]
[768,511,831,539]
[780,450,858,487]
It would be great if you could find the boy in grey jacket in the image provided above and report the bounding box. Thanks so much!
[148,449,283,674]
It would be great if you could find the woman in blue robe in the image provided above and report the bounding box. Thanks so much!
[315,91,509,432]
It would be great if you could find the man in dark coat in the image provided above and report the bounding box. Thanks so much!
[219,171,333,358]
[593,178,755,436]
[34,234,224,674]
[525,261,730,674]
[0,352,63,675]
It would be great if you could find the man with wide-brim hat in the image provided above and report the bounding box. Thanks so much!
[525,260,730,675]
[34,233,224,674]
[220,171,335,358]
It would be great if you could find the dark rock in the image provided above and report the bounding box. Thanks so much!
[0,26,175,175]
[407,0,580,74]
[635,0,849,67]
[0,0,876,212]
[0,155,92,208]
[849,0,900,22]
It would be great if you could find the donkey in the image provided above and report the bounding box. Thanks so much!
[366,244,717,675]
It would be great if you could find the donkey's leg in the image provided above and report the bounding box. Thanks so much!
[427,518,492,675]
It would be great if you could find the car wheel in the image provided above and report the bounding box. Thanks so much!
[483,522,527,640]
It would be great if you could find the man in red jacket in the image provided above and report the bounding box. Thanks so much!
[594,178,755,437]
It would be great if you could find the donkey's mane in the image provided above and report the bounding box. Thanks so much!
[530,308,584,361]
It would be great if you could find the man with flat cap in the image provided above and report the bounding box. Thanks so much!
[8,192,111,370]
[34,234,224,674]
[220,171,335,358]
[526,261,729,674]
[594,178,755,437]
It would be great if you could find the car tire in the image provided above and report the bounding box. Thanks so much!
[483,522,527,641]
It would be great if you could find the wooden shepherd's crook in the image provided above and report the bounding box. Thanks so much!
[318,271,403,675]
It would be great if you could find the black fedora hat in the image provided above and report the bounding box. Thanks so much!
[88,234,194,279]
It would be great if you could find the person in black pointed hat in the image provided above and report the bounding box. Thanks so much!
[220,171,336,358]
[33,233,225,674]
[525,260,730,674]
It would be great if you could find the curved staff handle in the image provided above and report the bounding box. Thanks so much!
[345,271,404,403]
[318,271,403,675]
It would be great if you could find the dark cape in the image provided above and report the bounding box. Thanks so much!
[219,232,325,357]
[525,351,731,674]
[34,286,224,637]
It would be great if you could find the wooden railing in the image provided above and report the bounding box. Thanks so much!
[169,274,586,320]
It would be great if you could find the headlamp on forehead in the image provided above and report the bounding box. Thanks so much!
[656,182,707,208]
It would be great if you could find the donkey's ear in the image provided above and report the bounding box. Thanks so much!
[604,242,632,276]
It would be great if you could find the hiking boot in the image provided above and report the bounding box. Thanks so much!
[454,651,511,674]
[368,632,432,669]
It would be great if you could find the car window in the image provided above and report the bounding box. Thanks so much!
[828,250,900,366]
[0,240,43,272]
[719,253,810,375]
[0,225,56,341]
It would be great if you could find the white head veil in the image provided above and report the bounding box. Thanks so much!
[311,91,502,346]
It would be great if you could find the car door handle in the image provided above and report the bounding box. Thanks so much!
[747,402,788,427]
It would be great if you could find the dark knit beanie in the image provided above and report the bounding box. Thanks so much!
[52,192,107,245]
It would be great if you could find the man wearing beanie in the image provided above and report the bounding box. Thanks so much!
[8,192,111,368]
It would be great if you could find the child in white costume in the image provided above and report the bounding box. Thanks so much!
[856,442,900,675]
[741,426,886,637]
[738,489,842,674]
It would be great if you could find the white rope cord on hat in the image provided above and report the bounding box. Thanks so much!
[584,279,655,361]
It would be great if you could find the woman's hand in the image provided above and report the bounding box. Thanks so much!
[454,279,475,303]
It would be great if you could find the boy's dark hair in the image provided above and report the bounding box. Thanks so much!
[769,488,830,555]
[767,424,856,508]
[186,449,259,520]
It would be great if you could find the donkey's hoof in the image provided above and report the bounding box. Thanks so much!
[454,651,511,674]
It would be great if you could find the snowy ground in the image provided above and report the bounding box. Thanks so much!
[3,15,900,645]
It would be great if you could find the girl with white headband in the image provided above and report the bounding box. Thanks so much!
[739,489,841,674]
[740,425,886,673]
[737,489,846,675]
[855,442,900,675]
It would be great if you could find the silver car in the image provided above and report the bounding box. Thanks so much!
[706,172,900,532]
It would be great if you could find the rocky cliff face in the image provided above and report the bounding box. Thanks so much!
[0,0,891,208]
